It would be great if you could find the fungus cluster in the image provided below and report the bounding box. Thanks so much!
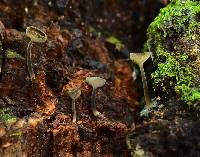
[66,76,106,122]
[25,26,107,122]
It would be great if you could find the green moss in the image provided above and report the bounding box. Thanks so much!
[0,109,16,124]
[10,130,23,137]
[146,0,200,43]
[6,49,25,60]
[145,0,200,107]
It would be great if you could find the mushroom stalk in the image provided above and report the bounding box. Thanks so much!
[27,41,35,81]
[72,99,76,123]
[91,89,101,116]
[139,64,151,106]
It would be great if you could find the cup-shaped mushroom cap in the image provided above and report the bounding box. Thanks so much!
[86,77,106,90]
[68,88,81,100]
[130,52,152,66]
[26,26,47,43]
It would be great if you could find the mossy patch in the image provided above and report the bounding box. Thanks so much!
[145,0,200,108]
[0,109,16,124]
[10,130,23,137]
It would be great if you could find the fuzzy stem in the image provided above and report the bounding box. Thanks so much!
[27,41,35,81]
[72,99,76,122]
[139,64,151,106]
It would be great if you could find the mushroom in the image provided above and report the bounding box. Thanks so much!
[68,88,81,122]
[130,52,152,106]
[26,26,47,81]
[85,76,106,116]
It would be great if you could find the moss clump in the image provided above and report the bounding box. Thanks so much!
[145,0,200,108]
[10,130,23,137]
[0,109,16,124]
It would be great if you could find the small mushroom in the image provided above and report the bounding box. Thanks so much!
[26,26,47,81]
[68,88,81,122]
[130,52,152,106]
[86,76,106,116]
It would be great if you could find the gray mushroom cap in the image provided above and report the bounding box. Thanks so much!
[26,26,47,43]
[130,52,152,66]
[68,88,81,100]
[86,76,106,90]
